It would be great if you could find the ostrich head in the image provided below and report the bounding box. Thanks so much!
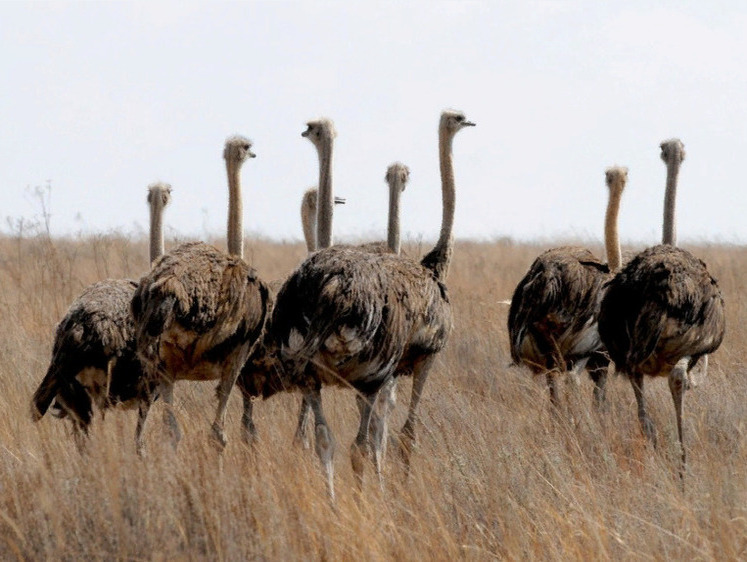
[302,119,337,148]
[385,162,410,192]
[301,187,346,216]
[440,110,476,135]
[223,135,256,163]
[147,182,172,207]
[660,138,685,166]
[605,166,628,196]
[239,330,289,400]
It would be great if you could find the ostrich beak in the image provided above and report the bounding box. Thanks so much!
[334,196,346,205]
[302,127,311,138]
[248,150,257,158]
[463,121,476,127]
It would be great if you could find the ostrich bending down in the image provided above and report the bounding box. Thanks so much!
[598,139,725,481]
[131,137,269,453]
[507,166,627,407]
[250,111,474,499]
[30,182,172,449]
[235,185,344,446]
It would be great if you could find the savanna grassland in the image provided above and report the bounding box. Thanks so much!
[0,231,744,560]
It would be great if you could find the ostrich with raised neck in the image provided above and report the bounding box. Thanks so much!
[661,138,684,245]
[300,187,346,253]
[131,136,269,454]
[31,182,172,448]
[598,139,725,483]
[148,182,171,263]
[302,118,337,249]
[508,167,627,407]
[254,111,474,499]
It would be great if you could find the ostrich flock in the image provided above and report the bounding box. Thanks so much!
[30,110,725,498]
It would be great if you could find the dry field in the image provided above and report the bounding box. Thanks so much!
[0,231,744,560]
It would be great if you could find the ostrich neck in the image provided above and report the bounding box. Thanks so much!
[604,189,622,273]
[316,140,334,249]
[149,198,165,264]
[226,159,244,257]
[387,180,402,255]
[662,161,679,246]
[301,203,317,253]
[421,131,455,280]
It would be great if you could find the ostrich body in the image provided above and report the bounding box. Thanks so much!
[598,139,725,479]
[255,111,474,499]
[31,183,172,447]
[131,137,269,453]
[507,167,627,406]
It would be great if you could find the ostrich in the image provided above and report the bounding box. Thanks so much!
[598,139,725,480]
[355,162,410,255]
[30,182,172,448]
[131,136,269,453]
[300,187,346,253]
[259,111,474,499]
[293,162,411,450]
[507,166,628,407]
[235,186,344,446]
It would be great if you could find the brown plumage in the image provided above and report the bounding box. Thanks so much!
[507,167,627,406]
[598,139,726,481]
[30,182,172,449]
[254,111,474,499]
[598,245,725,477]
[31,279,144,448]
[131,137,269,453]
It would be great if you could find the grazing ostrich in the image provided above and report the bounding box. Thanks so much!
[235,186,344,446]
[507,166,628,407]
[131,137,269,453]
[598,139,725,480]
[260,111,474,499]
[31,182,172,448]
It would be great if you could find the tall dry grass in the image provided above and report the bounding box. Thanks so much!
[0,232,744,560]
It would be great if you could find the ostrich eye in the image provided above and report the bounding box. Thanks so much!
[456,115,464,122]
[243,144,250,150]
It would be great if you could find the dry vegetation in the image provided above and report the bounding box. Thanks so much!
[0,229,744,560]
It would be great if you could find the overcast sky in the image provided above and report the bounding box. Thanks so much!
[2,2,745,245]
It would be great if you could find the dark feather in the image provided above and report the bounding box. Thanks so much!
[598,245,725,377]
[508,246,609,372]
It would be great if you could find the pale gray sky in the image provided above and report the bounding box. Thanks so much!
[2,2,745,244]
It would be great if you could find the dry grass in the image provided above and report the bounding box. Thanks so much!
[0,233,744,560]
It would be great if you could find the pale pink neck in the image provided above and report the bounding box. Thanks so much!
[149,196,166,264]
[316,139,334,249]
[387,179,403,254]
[662,160,680,246]
[604,189,623,272]
[226,158,244,257]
